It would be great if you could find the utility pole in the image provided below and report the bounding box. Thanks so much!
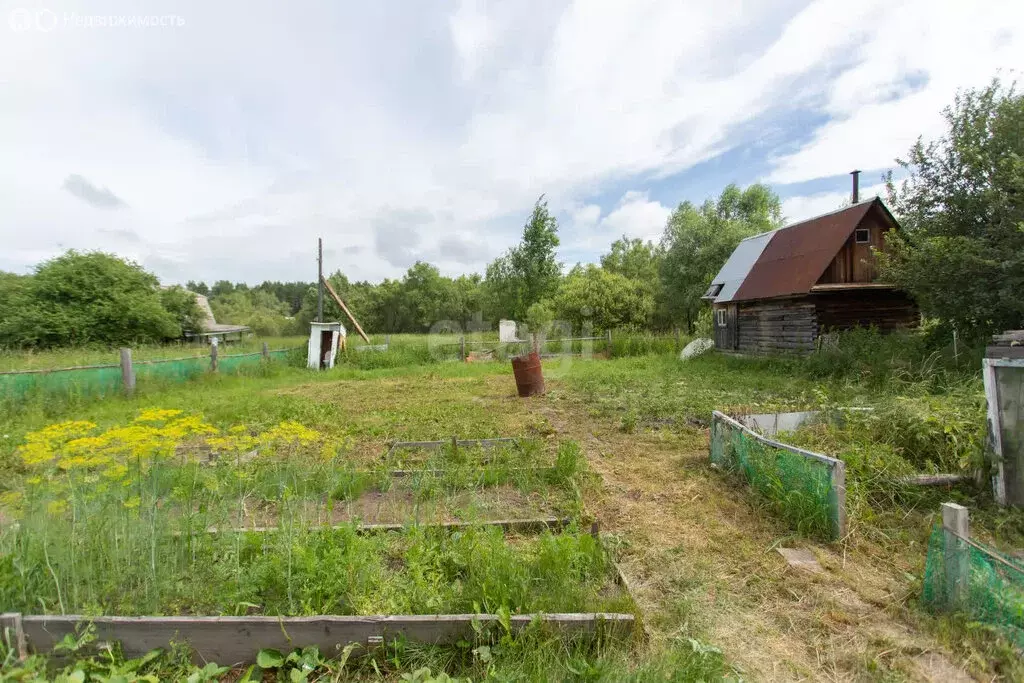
[317,237,324,323]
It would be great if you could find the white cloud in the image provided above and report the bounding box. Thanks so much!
[565,191,671,255]
[767,0,1024,183]
[780,182,887,224]
[0,0,1020,284]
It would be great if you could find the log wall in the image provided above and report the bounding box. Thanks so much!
[735,298,818,354]
[813,290,919,332]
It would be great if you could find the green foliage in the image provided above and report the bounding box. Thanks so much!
[601,237,665,328]
[484,197,561,321]
[210,287,300,337]
[297,267,484,335]
[552,265,653,332]
[0,251,190,348]
[882,80,1024,337]
[159,286,204,335]
[659,183,782,332]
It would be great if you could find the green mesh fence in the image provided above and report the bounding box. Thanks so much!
[0,348,300,401]
[710,411,845,541]
[0,365,123,400]
[922,522,1024,646]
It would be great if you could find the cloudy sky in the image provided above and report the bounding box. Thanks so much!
[2,0,1021,285]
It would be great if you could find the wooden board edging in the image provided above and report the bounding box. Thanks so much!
[192,517,574,536]
[712,410,848,540]
[4,612,633,666]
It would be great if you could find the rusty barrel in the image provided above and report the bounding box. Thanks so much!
[511,351,544,397]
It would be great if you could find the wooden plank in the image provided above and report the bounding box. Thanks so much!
[321,277,371,344]
[389,466,555,478]
[194,517,573,536]
[0,612,27,660]
[386,437,520,458]
[899,474,971,486]
[19,613,635,665]
[941,503,970,607]
[119,348,135,395]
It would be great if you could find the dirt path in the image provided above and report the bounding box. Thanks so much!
[529,396,976,682]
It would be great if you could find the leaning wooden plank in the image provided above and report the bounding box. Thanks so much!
[195,517,573,536]
[899,473,972,486]
[321,277,371,344]
[20,613,635,665]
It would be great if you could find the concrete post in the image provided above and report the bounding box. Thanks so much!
[605,329,613,358]
[941,502,970,608]
[460,336,466,362]
[119,348,135,395]
[210,341,218,372]
[261,342,269,360]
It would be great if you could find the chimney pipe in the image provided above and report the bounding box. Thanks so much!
[850,170,861,203]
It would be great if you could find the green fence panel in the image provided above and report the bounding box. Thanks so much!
[922,522,1024,646]
[710,411,845,541]
[0,366,123,400]
[135,356,208,383]
[0,347,302,402]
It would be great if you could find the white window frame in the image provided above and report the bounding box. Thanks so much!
[716,309,726,327]
[855,228,871,244]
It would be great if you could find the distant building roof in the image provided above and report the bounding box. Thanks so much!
[185,291,249,336]
[706,197,898,304]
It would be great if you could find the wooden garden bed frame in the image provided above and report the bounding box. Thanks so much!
[0,612,635,666]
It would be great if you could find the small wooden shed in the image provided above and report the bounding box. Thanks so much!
[703,196,919,354]
[307,322,346,370]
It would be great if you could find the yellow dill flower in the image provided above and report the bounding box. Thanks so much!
[46,499,68,516]
[123,496,140,510]
[134,408,183,423]
[0,490,23,508]
[258,421,321,447]
[103,464,128,481]
[26,476,42,486]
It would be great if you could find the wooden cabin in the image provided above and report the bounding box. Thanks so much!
[703,196,919,354]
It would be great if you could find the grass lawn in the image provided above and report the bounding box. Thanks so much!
[1,343,1019,681]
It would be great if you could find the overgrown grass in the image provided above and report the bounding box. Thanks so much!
[0,521,625,617]
[0,410,595,617]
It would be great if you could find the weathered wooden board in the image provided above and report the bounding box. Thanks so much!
[9,612,634,665]
[195,517,573,536]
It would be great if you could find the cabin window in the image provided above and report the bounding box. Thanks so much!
[855,228,870,244]
[715,309,726,327]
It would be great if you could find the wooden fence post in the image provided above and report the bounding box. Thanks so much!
[831,460,847,540]
[460,336,466,362]
[261,342,269,360]
[605,329,613,358]
[941,502,970,608]
[119,348,135,395]
[210,342,218,372]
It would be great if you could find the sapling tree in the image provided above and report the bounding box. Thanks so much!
[525,301,553,353]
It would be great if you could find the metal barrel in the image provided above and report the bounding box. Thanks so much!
[511,351,544,397]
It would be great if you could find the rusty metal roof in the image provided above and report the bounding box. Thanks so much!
[726,198,892,302]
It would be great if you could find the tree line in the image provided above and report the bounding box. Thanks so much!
[0,80,1019,349]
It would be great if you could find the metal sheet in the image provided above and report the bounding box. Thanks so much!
[707,230,776,303]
